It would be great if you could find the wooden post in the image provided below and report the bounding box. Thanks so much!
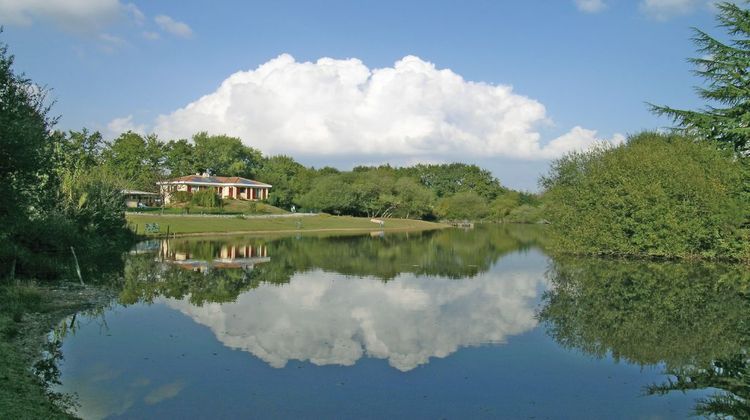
[166,225,170,238]
[70,246,84,286]
[135,224,138,234]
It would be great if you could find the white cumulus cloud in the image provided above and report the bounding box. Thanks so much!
[0,0,140,32]
[575,0,606,13]
[152,54,620,161]
[154,15,193,38]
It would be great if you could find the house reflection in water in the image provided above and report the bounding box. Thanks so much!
[158,240,270,273]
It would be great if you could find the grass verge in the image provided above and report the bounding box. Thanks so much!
[126,214,447,236]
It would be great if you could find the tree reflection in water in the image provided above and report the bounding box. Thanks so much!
[538,257,750,418]
[120,225,547,306]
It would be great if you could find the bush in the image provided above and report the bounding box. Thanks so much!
[191,188,222,208]
[541,132,749,260]
[171,191,192,203]
[435,191,489,220]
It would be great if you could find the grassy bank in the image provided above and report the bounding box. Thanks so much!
[126,214,447,236]
[0,282,115,419]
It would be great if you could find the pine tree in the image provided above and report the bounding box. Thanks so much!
[651,2,750,155]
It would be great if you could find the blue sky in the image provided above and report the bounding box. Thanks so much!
[1,0,720,190]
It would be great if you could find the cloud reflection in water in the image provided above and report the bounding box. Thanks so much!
[166,264,547,371]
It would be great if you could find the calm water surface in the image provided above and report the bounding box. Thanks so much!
[49,226,749,419]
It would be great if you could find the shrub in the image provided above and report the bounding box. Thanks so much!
[541,132,748,260]
[191,188,222,208]
[171,191,192,203]
[435,191,489,221]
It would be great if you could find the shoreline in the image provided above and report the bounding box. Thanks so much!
[1,282,116,419]
[139,225,448,238]
[126,213,449,237]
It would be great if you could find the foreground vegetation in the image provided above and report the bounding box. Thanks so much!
[0,284,70,418]
[542,132,749,261]
[541,2,750,262]
[127,213,447,236]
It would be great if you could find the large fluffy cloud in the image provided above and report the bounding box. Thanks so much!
[153,54,621,160]
[165,261,548,372]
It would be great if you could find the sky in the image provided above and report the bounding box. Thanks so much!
[0,0,722,190]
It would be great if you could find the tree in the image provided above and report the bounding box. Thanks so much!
[0,39,56,230]
[404,163,505,200]
[102,131,165,190]
[299,174,357,215]
[255,155,312,209]
[541,132,748,261]
[435,191,489,220]
[192,132,262,177]
[392,177,435,219]
[164,139,196,176]
[650,2,750,155]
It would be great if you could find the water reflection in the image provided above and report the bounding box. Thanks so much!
[119,226,549,371]
[119,226,546,305]
[159,240,270,272]
[538,256,750,418]
[51,225,750,418]
[165,264,547,371]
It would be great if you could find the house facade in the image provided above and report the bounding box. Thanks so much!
[157,174,272,205]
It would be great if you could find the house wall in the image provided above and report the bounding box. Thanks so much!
[161,183,270,205]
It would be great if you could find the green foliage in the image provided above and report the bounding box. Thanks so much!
[170,190,192,203]
[192,132,262,177]
[435,191,489,220]
[650,2,750,155]
[0,38,133,280]
[401,163,505,200]
[542,132,749,261]
[163,139,196,176]
[0,39,56,232]
[256,155,313,209]
[101,131,165,190]
[191,188,222,208]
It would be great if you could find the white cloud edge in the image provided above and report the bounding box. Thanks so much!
[154,15,194,38]
[575,0,607,13]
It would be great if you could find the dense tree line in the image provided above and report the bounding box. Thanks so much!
[68,125,542,221]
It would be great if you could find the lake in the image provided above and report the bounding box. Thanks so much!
[48,225,749,419]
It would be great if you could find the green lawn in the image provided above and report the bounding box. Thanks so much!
[126,214,446,236]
